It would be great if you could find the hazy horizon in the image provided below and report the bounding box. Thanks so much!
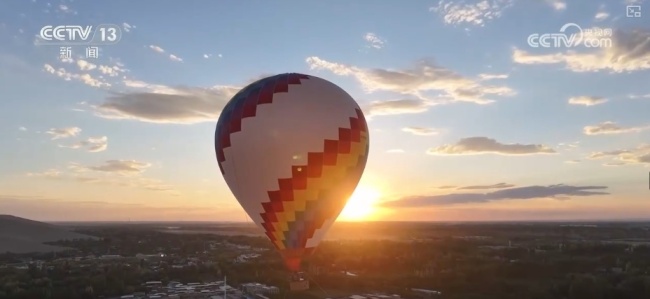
[1,0,649,222]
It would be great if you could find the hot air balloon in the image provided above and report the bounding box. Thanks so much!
[214,73,369,290]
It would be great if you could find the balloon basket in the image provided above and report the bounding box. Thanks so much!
[289,272,310,291]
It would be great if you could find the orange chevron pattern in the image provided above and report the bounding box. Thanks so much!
[260,108,369,252]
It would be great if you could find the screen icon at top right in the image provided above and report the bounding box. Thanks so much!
[627,5,641,18]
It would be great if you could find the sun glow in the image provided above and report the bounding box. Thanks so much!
[339,185,381,221]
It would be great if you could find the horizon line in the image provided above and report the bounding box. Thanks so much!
[45,219,650,224]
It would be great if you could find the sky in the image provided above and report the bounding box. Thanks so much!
[0,0,649,222]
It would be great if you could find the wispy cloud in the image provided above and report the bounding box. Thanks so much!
[77,59,97,71]
[202,53,222,59]
[365,99,434,117]
[46,127,81,140]
[594,11,609,22]
[588,144,650,166]
[478,73,508,80]
[430,0,515,27]
[402,126,440,136]
[26,169,63,179]
[512,28,650,73]
[169,54,183,62]
[427,137,556,155]
[306,56,515,106]
[56,4,77,15]
[382,184,608,207]
[545,0,567,11]
[629,93,650,99]
[59,136,108,152]
[93,80,241,124]
[583,121,650,135]
[18,126,27,131]
[122,23,135,33]
[386,149,405,153]
[43,64,111,88]
[27,160,176,194]
[364,33,386,49]
[148,45,183,62]
[149,45,165,53]
[568,96,608,106]
[457,183,515,190]
[82,160,151,175]
[437,185,457,189]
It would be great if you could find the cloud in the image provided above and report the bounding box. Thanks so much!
[430,0,515,26]
[57,4,76,14]
[202,53,222,59]
[121,80,178,93]
[169,54,183,62]
[84,160,151,175]
[478,73,508,80]
[98,65,125,77]
[382,184,608,207]
[629,93,650,99]
[365,99,434,117]
[149,45,165,53]
[594,11,609,21]
[27,161,176,194]
[306,56,515,105]
[50,57,126,78]
[59,136,108,152]
[588,144,650,166]
[364,33,385,49]
[76,59,97,71]
[437,185,457,189]
[427,137,556,155]
[122,23,135,32]
[568,96,608,106]
[46,127,81,140]
[589,149,633,159]
[94,82,241,124]
[457,183,515,190]
[386,149,405,153]
[565,159,581,164]
[583,121,650,135]
[147,45,182,62]
[557,142,580,150]
[26,169,63,179]
[59,56,74,64]
[512,28,650,73]
[545,0,566,11]
[43,64,111,88]
[18,126,27,131]
[402,126,440,136]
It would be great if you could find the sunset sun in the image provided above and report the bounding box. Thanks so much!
[339,185,381,221]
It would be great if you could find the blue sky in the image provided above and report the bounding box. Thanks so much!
[0,0,649,222]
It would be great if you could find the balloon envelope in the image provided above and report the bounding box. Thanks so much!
[215,73,369,272]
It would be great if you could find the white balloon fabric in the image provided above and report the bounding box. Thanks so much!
[215,73,369,272]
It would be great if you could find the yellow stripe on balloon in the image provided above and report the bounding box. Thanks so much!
[270,131,369,248]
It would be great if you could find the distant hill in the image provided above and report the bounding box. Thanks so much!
[0,215,97,254]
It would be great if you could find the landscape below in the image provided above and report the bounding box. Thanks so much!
[1,215,650,299]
